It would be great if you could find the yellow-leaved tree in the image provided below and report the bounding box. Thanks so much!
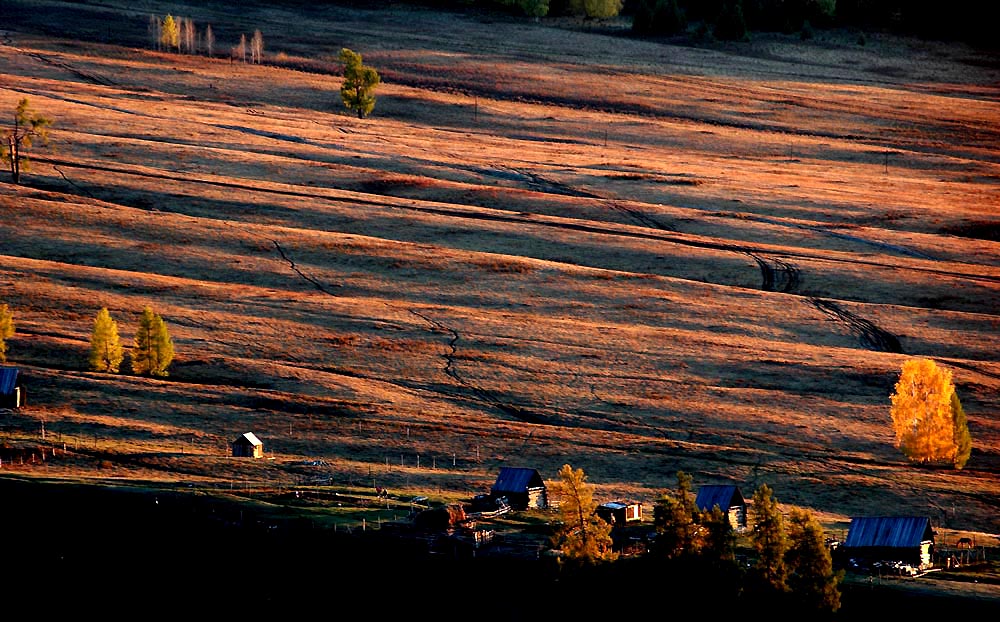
[0,303,13,362]
[131,305,174,377]
[551,463,617,564]
[890,358,971,469]
[89,307,124,373]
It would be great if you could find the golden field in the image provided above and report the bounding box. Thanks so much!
[1,0,998,552]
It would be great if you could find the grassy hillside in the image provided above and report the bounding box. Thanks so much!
[1,0,998,561]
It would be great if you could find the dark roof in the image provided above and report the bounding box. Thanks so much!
[0,367,19,395]
[695,485,745,512]
[843,516,934,548]
[492,467,544,493]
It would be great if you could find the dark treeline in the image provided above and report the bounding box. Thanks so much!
[274,0,999,48]
[2,478,996,618]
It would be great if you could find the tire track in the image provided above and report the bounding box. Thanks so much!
[809,297,902,353]
[748,253,800,293]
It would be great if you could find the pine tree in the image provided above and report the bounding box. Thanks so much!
[652,470,700,559]
[89,307,124,373]
[890,358,970,468]
[551,463,617,564]
[338,48,380,119]
[702,504,737,566]
[951,392,972,470]
[131,305,174,377]
[750,483,788,594]
[784,509,843,613]
[2,98,53,184]
[0,303,13,363]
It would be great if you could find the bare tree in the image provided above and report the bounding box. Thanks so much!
[204,24,214,58]
[183,18,196,54]
[148,15,162,51]
[250,29,264,64]
[238,33,247,63]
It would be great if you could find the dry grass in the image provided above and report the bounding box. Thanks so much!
[0,1,998,546]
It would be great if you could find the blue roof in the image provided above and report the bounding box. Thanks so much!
[695,485,745,512]
[492,467,543,493]
[844,516,934,548]
[0,367,18,395]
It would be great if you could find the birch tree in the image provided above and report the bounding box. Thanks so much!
[204,24,215,57]
[149,15,163,50]
[183,17,196,54]
[251,29,264,64]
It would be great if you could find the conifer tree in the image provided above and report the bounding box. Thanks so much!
[160,15,180,52]
[890,358,971,468]
[551,463,617,563]
[702,504,737,566]
[338,48,380,119]
[131,305,174,377]
[2,98,53,184]
[652,470,700,559]
[749,483,788,594]
[951,392,972,470]
[784,509,843,613]
[89,307,124,373]
[0,303,13,363]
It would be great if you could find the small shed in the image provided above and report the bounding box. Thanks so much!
[841,516,935,570]
[231,432,263,458]
[695,485,747,532]
[597,500,642,526]
[0,366,24,409]
[490,467,547,510]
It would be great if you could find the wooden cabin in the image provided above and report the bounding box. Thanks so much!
[490,467,547,510]
[840,516,935,571]
[596,500,643,526]
[695,484,747,532]
[231,432,263,458]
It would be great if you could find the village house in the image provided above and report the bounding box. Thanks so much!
[695,484,747,532]
[0,366,24,409]
[231,432,263,458]
[839,516,936,572]
[490,467,548,510]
